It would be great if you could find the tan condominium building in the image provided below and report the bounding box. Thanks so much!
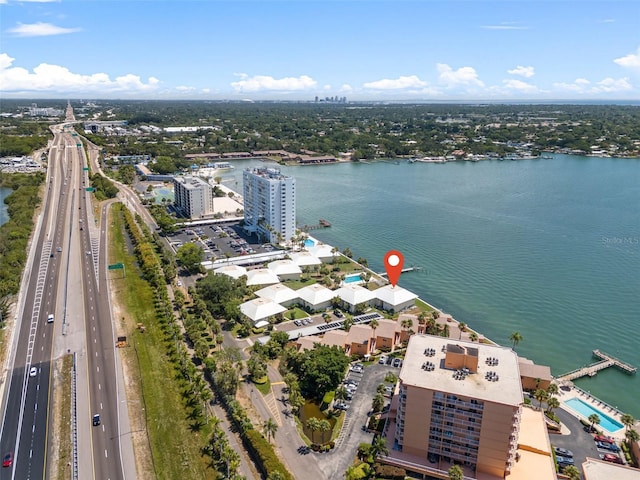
[391,335,523,479]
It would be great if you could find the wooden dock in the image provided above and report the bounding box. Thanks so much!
[300,219,331,231]
[379,266,422,277]
[557,350,637,382]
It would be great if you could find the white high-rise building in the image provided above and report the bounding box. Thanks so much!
[173,176,214,218]
[243,167,296,244]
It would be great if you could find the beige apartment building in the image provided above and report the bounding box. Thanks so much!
[389,335,524,479]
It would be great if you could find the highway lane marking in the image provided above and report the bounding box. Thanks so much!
[105,449,108,458]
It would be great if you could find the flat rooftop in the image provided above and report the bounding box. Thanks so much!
[400,334,523,406]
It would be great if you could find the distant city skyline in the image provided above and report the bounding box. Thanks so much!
[1,1,639,101]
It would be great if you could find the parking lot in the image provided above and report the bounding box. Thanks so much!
[315,360,404,479]
[551,407,628,474]
[166,221,276,262]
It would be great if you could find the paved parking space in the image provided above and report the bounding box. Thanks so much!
[316,363,399,479]
[551,407,627,473]
[166,221,276,261]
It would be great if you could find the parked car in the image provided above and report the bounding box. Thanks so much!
[333,309,344,318]
[294,320,302,326]
[556,455,574,466]
[602,453,624,464]
[596,441,620,452]
[378,355,388,364]
[594,435,614,443]
[554,447,573,458]
[392,358,402,368]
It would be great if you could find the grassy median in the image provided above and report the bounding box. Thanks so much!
[109,204,211,479]
[53,354,73,480]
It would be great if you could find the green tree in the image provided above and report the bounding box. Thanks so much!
[620,413,635,431]
[119,164,136,184]
[509,331,523,350]
[262,418,278,443]
[562,465,580,480]
[371,393,385,413]
[176,243,204,274]
[588,413,601,432]
[306,417,321,443]
[625,428,640,444]
[533,389,548,410]
[546,383,559,397]
[469,332,478,342]
[318,419,331,444]
[370,435,389,460]
[448,465,464,480]
[546,396,560,413]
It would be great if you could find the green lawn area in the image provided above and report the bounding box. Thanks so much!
[283,277,318,290]
[414,298,436,313]
[254,376,271,395]
[110,204,212,480]
[285,306,309,320]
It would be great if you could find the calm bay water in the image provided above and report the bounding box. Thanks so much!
[221,155,640,416]
[0,187,11,226]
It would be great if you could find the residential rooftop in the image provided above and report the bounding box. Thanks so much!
[400,334,523,406]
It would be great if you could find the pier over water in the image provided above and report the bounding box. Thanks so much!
[557,350,637,382]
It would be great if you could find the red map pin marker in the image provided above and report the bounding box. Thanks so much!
[384,250,404,287]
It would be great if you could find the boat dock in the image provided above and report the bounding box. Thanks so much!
[300,219,331,231]
[379,266,422,277]
[557,350,637,382]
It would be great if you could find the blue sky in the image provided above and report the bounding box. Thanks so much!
[1,0,639,101]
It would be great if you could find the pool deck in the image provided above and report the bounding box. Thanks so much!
[556,384,631,440]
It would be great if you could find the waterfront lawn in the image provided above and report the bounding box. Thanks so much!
[110,206,211,480]
[414,298,435,313]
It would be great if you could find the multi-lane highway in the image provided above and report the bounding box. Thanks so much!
[0,114,128,479]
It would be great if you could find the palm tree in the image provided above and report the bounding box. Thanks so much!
[620,413,635,431]
[318,419,331,444]
[448,465,464,480]
[370,318,379,341]
[625,428,639,445]
[262,418,278,443]
[546,396,560,414]
[372,393,385,413]
[343,317,354,332]
[588,413,601,433]
[509,331,523,350]
[335,386,348,402]
[370,435,389,459]
[458,322,466,339]
[469,332,478,342]
[306,417,321,444]
[533,389,548,410]
[546,383,559,397]
[562,465,581,480]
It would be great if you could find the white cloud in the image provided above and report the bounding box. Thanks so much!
[502,79,538,93]
[481,23,528,30]
[323,84,332,91]
[553,77,632,94]
[8,22,81,37]
[437,64,484,87]
[0,53,160,95]
[339,84,353,93]
[596,77,632,92]
[614,47,640,71]
[230,74,317,92]
[363,75,427,90]
[507,65,535,78]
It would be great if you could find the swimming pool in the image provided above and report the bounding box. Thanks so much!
[344,273,364,284]
[564,397,624,433]
[304,239,316,247]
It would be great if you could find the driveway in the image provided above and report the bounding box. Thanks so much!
[316,363,398,479]
[550,406,623,475]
